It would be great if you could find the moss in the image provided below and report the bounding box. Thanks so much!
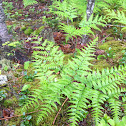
[21,26,26,31]
[113,51,125,64]
[63,53,74,64]
[106,29,114,34]
[121,29,126,33]
[0,58,12,71]
[3,96,18,108]
[4,107,22,126]
[33,26,44,35]
[106,37,114,41]
[98,40,126,53]
[91,59,111,71]
[24,27,33,35]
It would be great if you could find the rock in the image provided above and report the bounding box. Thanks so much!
[0,75,7,85]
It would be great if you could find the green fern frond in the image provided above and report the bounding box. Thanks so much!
[79,14,106,31]
[23,0,38,8]
[66,64,126,125]
[67,87,90,126]
[91,90,108,124]
[59,23,83,42]
[32,40,64,75]
[106,10,126,31]
[122,96,126,114]
[109,98,122,120]
[121,0,126,10]
[22,38,126,125]
[95,0,123,12]
[98,114,126,126]
[50,0,77,21]
[108,10,126,25]
[22,40,64,109]
[71,0,87,16]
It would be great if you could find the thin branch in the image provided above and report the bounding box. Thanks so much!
[106,24,126,28]
[0,110,42,120]
[100,33,111,43]
[53,97,68,125]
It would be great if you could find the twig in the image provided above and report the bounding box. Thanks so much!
[100,34,111,43]
[0,110,42,120]
[53,97,69,125]
[106,24,126,28]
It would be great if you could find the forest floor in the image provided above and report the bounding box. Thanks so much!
[0,0,126,126]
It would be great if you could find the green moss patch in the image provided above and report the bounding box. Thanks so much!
[98,40,126,53]
[91,59,111,71]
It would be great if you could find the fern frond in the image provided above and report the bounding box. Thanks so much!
[106,9,126,31]
[22,40,64,123]
[50,0,77,21]
[67,64,126,125]
[107,10,126,25]
[58,39,98,125]
[91,90,108,124]
[122,96,126,114]
[67,86,90,126]
[79,14,106,31]
[71,0,87,16]
[22,38,126,125]
[108,98,121,120]
[59,23,83,42]
[32,40,64,76]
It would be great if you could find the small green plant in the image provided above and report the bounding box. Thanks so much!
[29,7,35,13]
[20,113,32,126]
[98,114,126,126]
[0,90,7,101]
[97,47,115,60]
[97,54,107,60]
[2,41,22,56]
[25,14,29,17]
[119,50,126,66]
[112,27,123,40]
[23,71,36,82]
[42,16,59,29]
[23,61,36,82]
[106,47,115,58]
[18,84,31,106]
[23,0,38,8]
[24,28,34,35]
[2,1,14,10]
[2,1,14,17]
[11,11,23,18]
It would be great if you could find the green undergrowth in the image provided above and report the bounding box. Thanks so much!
[20,39,126,126]
[91,59,111,71]
[98,40,126,52]
[1,0,126,125]
[3,39,126,125]
[2,39,126,126]
[91,40,126,70]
